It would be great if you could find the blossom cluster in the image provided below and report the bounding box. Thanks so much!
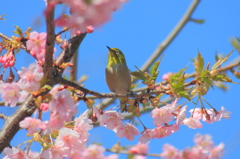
[54,0,127,35]
[0,63,43,107]
[93,99,231,144]
[3,133,224,159]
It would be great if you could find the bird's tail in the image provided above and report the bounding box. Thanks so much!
[119,98,128,112]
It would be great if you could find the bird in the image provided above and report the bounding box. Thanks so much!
[105,46,132,112]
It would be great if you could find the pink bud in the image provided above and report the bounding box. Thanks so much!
[86,25,94,33]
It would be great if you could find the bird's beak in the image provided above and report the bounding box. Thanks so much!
[106,46,115,56]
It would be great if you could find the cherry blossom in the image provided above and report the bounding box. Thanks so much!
[214,106,231,121]
[183,118,203,129]
[81,144,106,159]
[161,144,179,159]
[116,123,140,141]
[162,72,173,81]
[1,82,21,107]
[3,147,30,159]
[18,63,44,91]
[55,0,127,35]
[74,114,93,142]
[176,106,187,125]
[19,117,46,134]
[26,31,47,54]
[0,50,16,68]
[41,146,64,159]
[99,111,124,131]
[209,143,224,159]
[55,127,84,157]
[139,129,154,144]
[151,106,173,127]
[48,89,77,116]
[194,133,214,153]
[129,142,149,155]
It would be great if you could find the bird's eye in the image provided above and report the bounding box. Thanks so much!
[115,50,119,54]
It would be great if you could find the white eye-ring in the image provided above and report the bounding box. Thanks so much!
[115,50,119,54]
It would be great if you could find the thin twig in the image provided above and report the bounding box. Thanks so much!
[0,113,7,120]
[0,33,33,57]
[106,149,161,158]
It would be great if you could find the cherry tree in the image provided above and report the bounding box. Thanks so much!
[0,0,239,158]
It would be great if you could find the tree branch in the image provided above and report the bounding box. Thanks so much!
[44,1,55,74]
[0,113,7,120]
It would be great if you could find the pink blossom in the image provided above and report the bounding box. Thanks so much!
[153,126,170,139]
[41,147,64,159]
[92,106,101,119]
[129,142,149,155]
[183,118,203,129]
[133,155,146,159]
[55,0,127,35]
[161,144,179,159]
[74,114,93,142]
[153,125,179,139]
[19,117,46,134]
[86,25,94,33]
[139,129,154,144]
[27,31,47,54]
[18,63,43,91]
[176,106,187,125]
[43,113,65,135]
[19,90,29,102]
[55,127,84,156]
[28,151,40,159]
[180,147,207,159]
[209,143,224,159]
[162,72,173,81]
[1,82,20,107]
[151,106,173,127]
[105,154,119,159]
[48,89,77,116]
[116,123,140,141]
[3,147,30,159]
[0,51,16,68]
[40,103,49,111]
[189,108,204,120]
[214,106,231,121]
[194,133,214,153]
[99,111,124,131]
[81,144,105,159]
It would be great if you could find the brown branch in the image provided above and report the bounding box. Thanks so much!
[43,1,55,74]
[0,113,7,120]
[70,49,78,82]
[97,0,201,110]
[106,149,161,158]
[60,77,167,99]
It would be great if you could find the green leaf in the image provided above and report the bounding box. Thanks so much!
[130,71,147,81]
[231,38,240,52]
[212,74,239,84]
[14,25,23,37]
[195,51,204,73]
[178,91,191,100]
[211,50,234,71]
[150,56,163,81]
[191,18,205,24]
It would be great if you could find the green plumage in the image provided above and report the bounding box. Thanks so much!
[105,46,131,112]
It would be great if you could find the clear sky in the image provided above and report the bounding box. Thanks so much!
[0,0,240,158]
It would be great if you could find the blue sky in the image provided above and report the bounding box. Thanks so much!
[0,0,240,158]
